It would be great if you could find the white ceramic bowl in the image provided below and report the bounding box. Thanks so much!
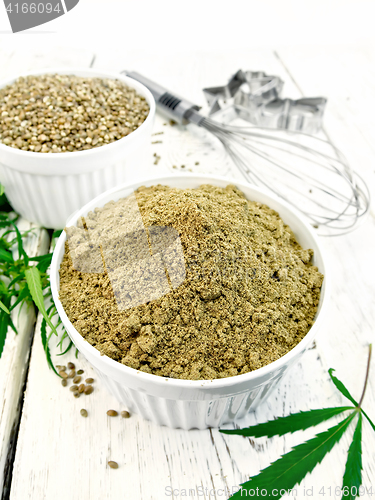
[51,174,329,430]
[0,68,155,229]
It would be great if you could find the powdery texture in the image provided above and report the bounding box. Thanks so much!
[59,184,324,380]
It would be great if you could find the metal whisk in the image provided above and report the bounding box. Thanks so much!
[123,71,370,236]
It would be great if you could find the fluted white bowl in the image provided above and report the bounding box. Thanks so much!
[50,174,329,430]
[0,68,155,229]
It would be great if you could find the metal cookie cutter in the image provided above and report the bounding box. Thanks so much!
[236,96,327,134]
[203,70,283,114]
[203,70,327,133]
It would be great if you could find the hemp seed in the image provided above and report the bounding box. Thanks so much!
[0,74,150,153]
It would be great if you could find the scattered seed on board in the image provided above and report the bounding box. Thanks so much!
[59,371,68,379]
[78,383,85,393]
[67,362,75,370]
[121,411,130,419]
[107,410,118,417]
[77,369,84,375]
[68,369,75,378]
[80,409,88,418]
[85,378,94,384]
[84,385,94,395]
[153,154,161,165]
[61,379,68,387]
[73,392,80,398]
[73,375,82,384]
[70,385,78,392]
[57,365,66,371]
[108,461,118,469]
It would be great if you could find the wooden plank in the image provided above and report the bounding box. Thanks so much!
[0,220,49,496]
[8,47,375,500]
[0,47,95,497]
[276,45,375,487]
[274,47,375,198]
[0,42,50,497]
[275,45,375,402]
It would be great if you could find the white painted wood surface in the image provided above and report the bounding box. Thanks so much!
[0,220,49,496]
[0,46,374,499]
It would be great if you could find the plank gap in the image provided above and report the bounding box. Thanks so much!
[1,318,37,500]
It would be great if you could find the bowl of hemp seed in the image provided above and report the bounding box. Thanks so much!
[0,68,155,228]
[50,174,329,430]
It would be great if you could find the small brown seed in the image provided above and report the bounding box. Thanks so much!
[80,409,88,417]
[0,75,150,153]
[61,379,68,387]
[68,369,75,378]
[85,378,94,384]
[70,385,78,392]
[57,365,66,371]
[73,376,82,384]
[77,369,84,375]
[59,371,68,379]
[78,383,85,393]
[73,392,80,398]
[84,385,94,395]
[121,411,130,419]
[108,461,118,469]
[107,410,118,417]
[67,362,75,370]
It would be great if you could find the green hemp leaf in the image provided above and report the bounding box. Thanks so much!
[220,344,373,499]
[0,191,71,368]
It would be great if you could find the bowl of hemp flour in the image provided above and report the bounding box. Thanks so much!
[0,68,155,228]
[50,174,329,430]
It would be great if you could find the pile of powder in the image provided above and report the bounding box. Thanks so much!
[59,184,324,380]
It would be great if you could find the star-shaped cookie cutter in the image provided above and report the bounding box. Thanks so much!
[203,70,327,134]
[203,70,283,113]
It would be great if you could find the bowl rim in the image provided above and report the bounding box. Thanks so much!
[51,173,330,389]
[0,67,155,159]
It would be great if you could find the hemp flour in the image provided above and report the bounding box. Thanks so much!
[59,184,324,380]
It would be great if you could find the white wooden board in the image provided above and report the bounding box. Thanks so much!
[1,46,374,499]
[0,219,49,495]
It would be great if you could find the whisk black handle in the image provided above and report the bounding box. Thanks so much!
[123,70,204,126]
